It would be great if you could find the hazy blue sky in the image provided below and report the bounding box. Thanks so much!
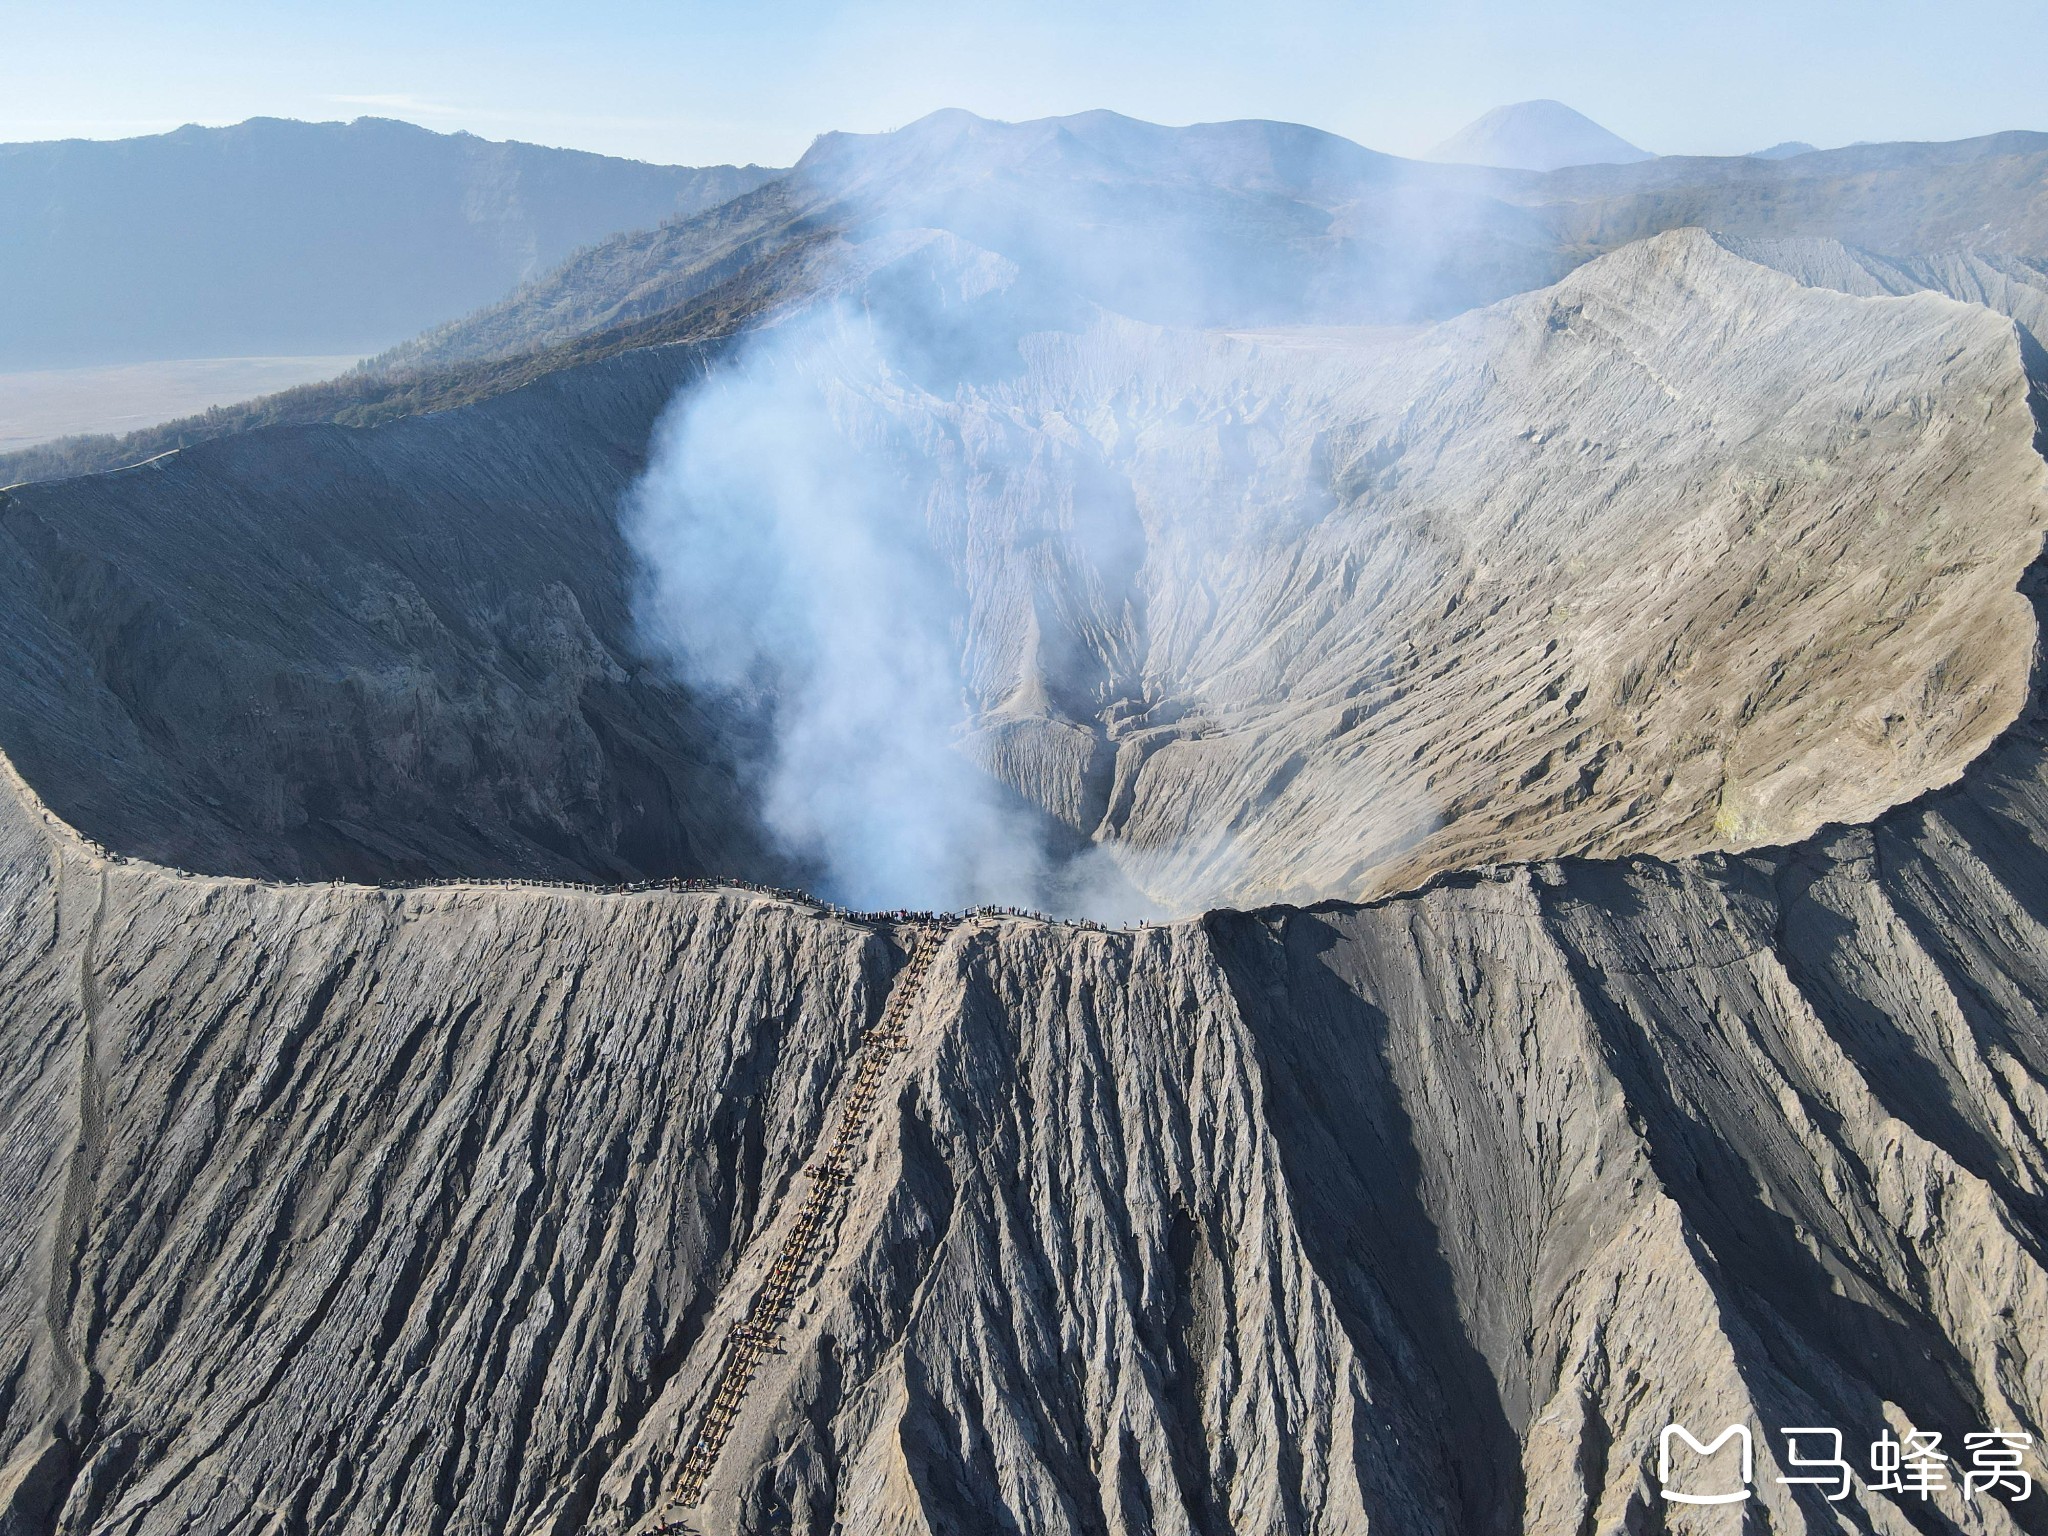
[4,0,2041,165]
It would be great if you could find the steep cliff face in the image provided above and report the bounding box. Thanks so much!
[3,555,2047,1534]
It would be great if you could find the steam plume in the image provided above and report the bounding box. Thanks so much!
[626,298,1142,916]
[621,112,1490,917]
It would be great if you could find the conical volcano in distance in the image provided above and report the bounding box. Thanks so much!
[1426,98,1654,170]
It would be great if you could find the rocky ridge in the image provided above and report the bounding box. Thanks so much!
[16,116,2047,495]
[1716,234,2048,344]
[387,115,2048,383]
[0,117,778,370]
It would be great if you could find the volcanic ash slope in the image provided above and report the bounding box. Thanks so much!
[4,565,2048,1533]
[889,229,2048,909]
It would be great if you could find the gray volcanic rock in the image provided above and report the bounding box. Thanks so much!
[795,229,2048,909]
[1715,234,2048,344]
[1528,130,2048,258]
[1,544,2047,1534]
[2,218,2047,1536]
[28,113,2041,501]
[5,113,2048,1536]
[346,118,2048,406]
[377,108,1571,373]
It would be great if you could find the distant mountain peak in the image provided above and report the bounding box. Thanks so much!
[1750,140,1819,160]
[1425,100,1653,172]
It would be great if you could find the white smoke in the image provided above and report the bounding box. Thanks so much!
[620,112,1485,919]
[625,299,1148,917]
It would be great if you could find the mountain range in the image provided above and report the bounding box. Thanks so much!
[10,109,2048,488]
[0,116,775,369]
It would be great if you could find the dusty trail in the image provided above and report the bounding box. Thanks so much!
[646,922,956,1532]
